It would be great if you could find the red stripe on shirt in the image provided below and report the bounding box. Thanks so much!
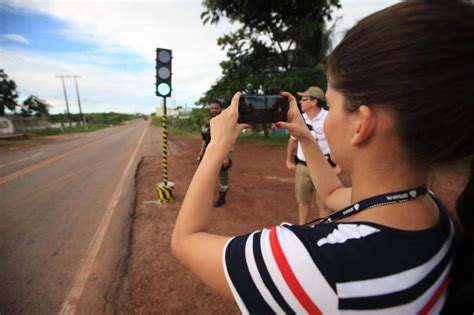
[269,226,322,315]
[418,274,450,315]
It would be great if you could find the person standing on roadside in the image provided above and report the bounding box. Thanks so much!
[286,86,336,224]
[172,1,474,313]
[198,99,232,207]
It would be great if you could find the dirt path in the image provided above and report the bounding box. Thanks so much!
[122,134,469,314]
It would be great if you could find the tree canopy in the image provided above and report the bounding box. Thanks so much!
[198,0,340,106]
[21,95,51,118]
[0,69,19,115]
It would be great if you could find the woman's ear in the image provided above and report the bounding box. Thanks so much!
[350,105,376,146]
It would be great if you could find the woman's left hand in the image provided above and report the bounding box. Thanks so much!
[209,91,248,151]
[276,91,312,141]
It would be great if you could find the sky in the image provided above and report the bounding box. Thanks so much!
[0,0,399,115]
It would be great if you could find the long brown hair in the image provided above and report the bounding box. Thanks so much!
[327,0,474,312]
[328,0,473,165]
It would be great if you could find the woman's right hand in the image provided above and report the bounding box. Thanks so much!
[208,92,248,153]
[276,91,313,141]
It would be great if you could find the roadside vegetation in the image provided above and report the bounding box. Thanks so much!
[1,69,144,143]
[151,108,208,136]
[0,112,142,148]
[0,139,34,147]
[50,112,138,126]
[26,112,141,137]
[151,110,289,147]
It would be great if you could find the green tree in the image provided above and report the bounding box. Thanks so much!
[198,0,340,106]
[0,69,19,116]
[21,95,51,118]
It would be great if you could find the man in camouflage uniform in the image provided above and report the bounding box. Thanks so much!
[198,99,233,207]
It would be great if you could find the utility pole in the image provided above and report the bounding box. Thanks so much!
[56,75,72,127]
[57,75,87,129]
[71,75,87,130]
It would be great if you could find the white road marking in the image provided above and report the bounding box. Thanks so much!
[0,151,43,169]
[59,124,148,315]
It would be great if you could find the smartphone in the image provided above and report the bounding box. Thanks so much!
[238,95,289,124]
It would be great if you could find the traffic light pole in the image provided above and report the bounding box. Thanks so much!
[162,97,169,184]
[155,47,175,203]
[157,96,175,203]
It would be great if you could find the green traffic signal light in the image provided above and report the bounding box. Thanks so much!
[157,83,171,96]
[155,48,172,97]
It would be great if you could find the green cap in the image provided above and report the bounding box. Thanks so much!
[297,86,325,101]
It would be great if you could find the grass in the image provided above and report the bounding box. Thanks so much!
[237,132,290,147]
[151,116,199,136]
[169,126,199,136]
[0,139,34,147]
[151,115,290,146]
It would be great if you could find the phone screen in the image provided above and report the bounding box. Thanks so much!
[238,95,289,124]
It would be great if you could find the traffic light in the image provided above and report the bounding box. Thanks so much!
[155,48,172,97]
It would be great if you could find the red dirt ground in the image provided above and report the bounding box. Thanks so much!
[122,134,468,314]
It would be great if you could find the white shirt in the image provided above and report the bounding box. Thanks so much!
[292,109,330,161]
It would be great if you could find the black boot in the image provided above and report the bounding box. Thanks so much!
[213,191,226,207]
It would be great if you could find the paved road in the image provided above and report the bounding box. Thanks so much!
[0,120,156,314]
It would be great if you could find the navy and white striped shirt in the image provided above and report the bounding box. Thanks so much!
[223,198,453,314]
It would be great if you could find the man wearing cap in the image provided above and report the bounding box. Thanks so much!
[286,86,336,224]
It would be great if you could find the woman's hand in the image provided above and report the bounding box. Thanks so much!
[276,91,312,141]
[209,91,248,151]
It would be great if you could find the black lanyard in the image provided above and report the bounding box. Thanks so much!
[306,186,428,225]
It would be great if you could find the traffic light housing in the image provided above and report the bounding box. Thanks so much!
[155,48,172,97]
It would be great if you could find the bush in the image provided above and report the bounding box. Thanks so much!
[49,112,136,125]
[153,108,209,135]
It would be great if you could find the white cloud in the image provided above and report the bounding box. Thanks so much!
[1,33,30,44]
[2,0,401,114]
[1,47,154,114]
[331,0,401,47]
[335,0,400,30]
[2,0,236,112]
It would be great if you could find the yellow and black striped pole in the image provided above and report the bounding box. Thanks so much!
[157,97,175,203]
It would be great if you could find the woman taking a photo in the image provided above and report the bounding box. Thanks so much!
[172,0,473,313]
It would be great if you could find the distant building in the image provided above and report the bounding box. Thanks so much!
[155,107,192,119]
[3,114,50,133]
[178,109,192,119]
[155,107,180,118]
[0,116,15,134]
